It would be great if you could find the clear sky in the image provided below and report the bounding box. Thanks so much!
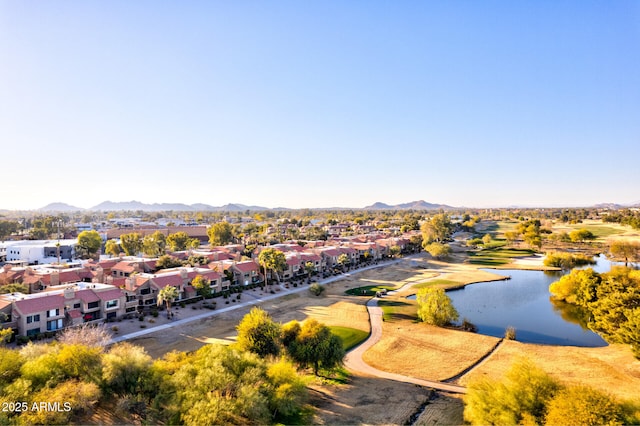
[1,1,639,210]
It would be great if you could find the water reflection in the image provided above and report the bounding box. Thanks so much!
[408,255,620,347]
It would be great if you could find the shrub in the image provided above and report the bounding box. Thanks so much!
[505,326,517,340]
[462,318,478,332]
[309,283,325,296]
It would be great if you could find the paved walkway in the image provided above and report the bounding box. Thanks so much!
[110,254,468,394]
[344,298,467,394]
[109,258,406,345]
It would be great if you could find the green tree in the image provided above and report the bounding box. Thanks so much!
[191,275,212,298]
[259,248,286,286]
[102,342,152,395]
[569,228,596,243]
[157,286,179,317]
[266,358,308,419]
[0,283,28,294]
[304,261,315,283]
[104,239,121,257]
[166,231,198,252]
[337,253,350,270]
[0,347,23,392]
[168,344,304,425]
[464,358,560,425]
[609,240,640,265]
[235,307,282,357]
[545,385,624,426]
[0,220,20,240]
[77,230,102,259]
[309,283,325,296]
[207,221,234,247]
[156,254,184,270]
[120,233,143,256]
[143,231,166,257]
[549,268,600,306]
[420,213,453,244]
[416,287,459,326]
[423,242,451,259]
[286,318,345,376]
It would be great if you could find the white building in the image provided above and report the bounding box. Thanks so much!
[1,239,77,265]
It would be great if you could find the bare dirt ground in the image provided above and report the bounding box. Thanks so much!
[308,374,433,425]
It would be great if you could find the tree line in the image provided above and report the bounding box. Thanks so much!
[549,266,640,358]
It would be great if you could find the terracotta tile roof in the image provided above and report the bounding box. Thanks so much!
[95,288,124,301]
[150,274,183,290]
[98,259,120,269]
[14,294,65,315]
[58,270,82,283]
[111,278,127,288]
[300,253,321,262]
[76,289,100,304]
[22,275,43,285]
[286,257,301,266]
[232,262,259,273]
[112,262,138,273]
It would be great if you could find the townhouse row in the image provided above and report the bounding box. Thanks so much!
[0,235,416,337]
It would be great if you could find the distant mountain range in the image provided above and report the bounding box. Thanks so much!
[32,199,640,212]
[38,201,270,212]
[363,200,455,210]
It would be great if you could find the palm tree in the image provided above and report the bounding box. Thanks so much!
[304,261,315,284]
[258,248,286,288]
[157,286,179,318]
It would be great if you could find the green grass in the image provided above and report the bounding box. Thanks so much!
[345,285,396,296]
[329,326,369,351]
[378,300,417,322]
[467,247,535,266]
[566,223,625,238]
[413,279,461,289]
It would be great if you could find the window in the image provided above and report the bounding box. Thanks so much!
[47,319,63,331]
[73,303,81,309]
[105,300,118,309]
[26,314,40,323]
[46,309,59,318]
[141,288,151,295]
[26,328,40,337]
[87,301,99,309]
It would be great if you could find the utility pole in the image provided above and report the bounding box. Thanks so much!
[57,219,61,264]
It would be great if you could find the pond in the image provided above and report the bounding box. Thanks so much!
[410,255,619,347]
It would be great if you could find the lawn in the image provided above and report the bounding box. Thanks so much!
[566,223,625,239]
[467,247,535,266]
[329,326,369,351]
[345,285,397,296]
[412,279,461,289]
[378,299,417,322]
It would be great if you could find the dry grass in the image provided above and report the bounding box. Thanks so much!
[363,321,501,381]
[308,374,434,425]
[458,340,640,401]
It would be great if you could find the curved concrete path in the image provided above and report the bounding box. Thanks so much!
[344,298,467,394]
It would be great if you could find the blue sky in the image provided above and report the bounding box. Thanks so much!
[1,1,639,210]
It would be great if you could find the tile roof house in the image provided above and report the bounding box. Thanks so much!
[2,282,126,336]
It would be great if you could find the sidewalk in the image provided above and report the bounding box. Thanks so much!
[109,257,410,345]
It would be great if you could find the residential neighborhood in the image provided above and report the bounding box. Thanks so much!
[0,214,420,339]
